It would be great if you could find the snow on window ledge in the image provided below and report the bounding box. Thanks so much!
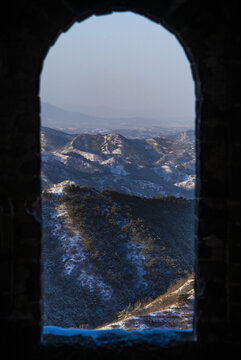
[42,326,196,349]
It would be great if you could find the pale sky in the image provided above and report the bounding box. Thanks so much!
[40,11,195,122]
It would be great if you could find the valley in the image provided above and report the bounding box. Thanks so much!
[41,125,195,330]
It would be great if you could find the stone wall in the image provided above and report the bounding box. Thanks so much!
[0,0,240,358]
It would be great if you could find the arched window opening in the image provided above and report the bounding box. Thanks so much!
[40,12,196,334]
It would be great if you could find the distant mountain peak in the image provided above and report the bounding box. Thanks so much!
[41,126,195,199]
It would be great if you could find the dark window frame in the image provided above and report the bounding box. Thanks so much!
[39,8,200,350]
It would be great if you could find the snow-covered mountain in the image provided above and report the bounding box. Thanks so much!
[41,182,194,329]
[41,127,195,199]
[41,127,195,330]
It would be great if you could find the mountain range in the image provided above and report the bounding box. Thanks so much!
[41,124,195,330]
[41,126,195,199]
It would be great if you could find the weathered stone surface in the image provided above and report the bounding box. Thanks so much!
[0,0,241,358]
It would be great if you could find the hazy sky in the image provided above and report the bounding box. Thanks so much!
[40,11,195,121]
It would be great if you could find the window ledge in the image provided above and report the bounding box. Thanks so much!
[42,325,196,349]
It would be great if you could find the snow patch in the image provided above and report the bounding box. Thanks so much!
[42,325,191,347]
[112,148,122,155]
[44,199,113,301]
[61,145,104,163]
[47,180,77,195]
[41,153,68,164]
[161,165,172,174]
[174,175,195,190]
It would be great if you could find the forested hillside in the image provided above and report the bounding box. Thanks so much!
[42,183,194,328]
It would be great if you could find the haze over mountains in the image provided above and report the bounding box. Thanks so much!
[41,102,194,135]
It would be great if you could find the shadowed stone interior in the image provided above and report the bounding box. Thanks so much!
[0,0,240,358]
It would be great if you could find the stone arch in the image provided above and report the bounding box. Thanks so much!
[38,0,201,332]
[1,0,236,356]
[40,9,197,332]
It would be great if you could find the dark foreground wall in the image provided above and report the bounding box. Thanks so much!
[0,1,241,358]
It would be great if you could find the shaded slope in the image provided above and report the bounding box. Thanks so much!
[41,126,75,152]
[97,274,194,331]
[42,182,194,329]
